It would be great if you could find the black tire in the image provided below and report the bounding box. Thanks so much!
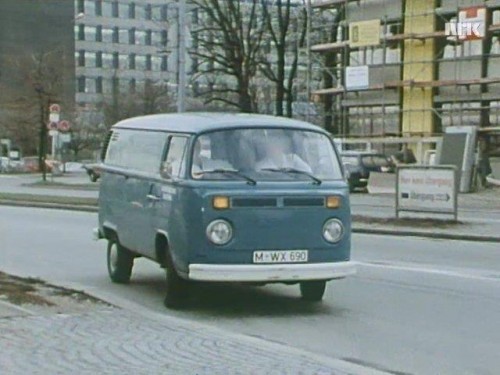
[107,240,134,284]
[163,251,190,309]
[300,280,326,302]
[90,172,98,182]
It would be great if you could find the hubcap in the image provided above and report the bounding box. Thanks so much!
[109,243,119,273]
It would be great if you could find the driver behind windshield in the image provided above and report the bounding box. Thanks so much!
[255,135,312,173]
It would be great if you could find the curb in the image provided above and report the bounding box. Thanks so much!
[0,200,98,213]
[352,226,500,243]
[1,200,498,243]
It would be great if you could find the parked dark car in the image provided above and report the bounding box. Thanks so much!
[341,151,395,192]
[83,163,102,182]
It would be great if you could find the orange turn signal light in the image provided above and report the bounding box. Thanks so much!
[213,196,230,210]
[326,196,341,209]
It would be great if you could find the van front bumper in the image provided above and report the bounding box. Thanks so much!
[188,261,356,282]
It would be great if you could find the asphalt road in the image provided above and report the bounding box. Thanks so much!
[1,206,499,375]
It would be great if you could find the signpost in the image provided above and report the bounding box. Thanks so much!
[345,66,369,90]
[396,165,458,221]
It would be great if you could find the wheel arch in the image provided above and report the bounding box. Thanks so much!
[155,230,170,268]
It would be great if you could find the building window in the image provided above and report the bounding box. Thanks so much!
[145,30,152,46]
[77,76,85,93]
[84,1,95,16]
[161,30,168,47]
[146,54,152,70]
[129,3,135,19]
[96,51,103,68]
[102,27,113,43]
[102,1,112,17]
[136,55,146,70]
[113,27,119,43]
[161,5,168,21]
[95,0,102,16]
[152,56,161,71]
[78,50,85,67]
[113,52,119,69]
[96,77,103,94]
[103,53,113,68]
[96,25,102,42]
[161,55,168,71]
[85,51,96,67]
[136,30,146,45]
[85,26,96,41]
[112,1,119,18]
[119,54,128,69]
[129,28,136,45]
[77,0,84,14]
[78,24,85,41]
[145,4,152,20]
[129,54,136,70]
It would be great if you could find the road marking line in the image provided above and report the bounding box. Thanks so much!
[357,261,500,282]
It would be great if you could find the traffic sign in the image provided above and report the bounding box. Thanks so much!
[47,121,58,130]
[49,112,60,123]
[58,120,70,132]
[396,165,458,220]
[49,103,61,113]
[48,129,58,137]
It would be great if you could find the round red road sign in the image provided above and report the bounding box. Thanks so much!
[47,121,58,130]
[58,120,70,132]
[49,104,61,113]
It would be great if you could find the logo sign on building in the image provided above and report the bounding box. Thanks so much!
[445,6,486,41]
[349,20,380,48]
[396,166,458,220]
[345,66,369,90]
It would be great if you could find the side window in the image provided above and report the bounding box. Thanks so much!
[162,136,188,178]
[105,129,168,174]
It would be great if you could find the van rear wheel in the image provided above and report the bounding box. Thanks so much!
[107,240,134,283]
[300,280,326,302]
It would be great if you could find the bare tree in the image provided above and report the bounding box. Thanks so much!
[0,50,68,180]
[259,0,307,117]
[103,79,172,126]
[189,0,265,112]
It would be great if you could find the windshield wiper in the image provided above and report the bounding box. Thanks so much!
[262,168,322,185]
[197,169,257,185]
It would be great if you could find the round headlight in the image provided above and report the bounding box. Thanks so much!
[206,219,233,245]
[322,218,344,243]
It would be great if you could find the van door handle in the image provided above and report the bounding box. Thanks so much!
[146,194,161,201]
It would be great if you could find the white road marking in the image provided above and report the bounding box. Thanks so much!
[357,261,500,282]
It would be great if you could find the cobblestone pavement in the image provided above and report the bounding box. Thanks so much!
[0,307,375,375]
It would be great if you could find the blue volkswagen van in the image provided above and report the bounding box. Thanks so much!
[94,113,356,308]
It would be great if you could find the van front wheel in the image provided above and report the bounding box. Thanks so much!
[300,280,326,302]
[164,268,190,309]
[107,240,134,283]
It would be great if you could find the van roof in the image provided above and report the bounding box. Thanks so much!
[113,112,325,134]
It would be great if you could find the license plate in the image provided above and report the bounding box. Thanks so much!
[253,250,308,264]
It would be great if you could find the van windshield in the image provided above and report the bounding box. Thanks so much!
[191,128,343,182]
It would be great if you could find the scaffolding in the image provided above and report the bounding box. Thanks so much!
[306,0,500,155]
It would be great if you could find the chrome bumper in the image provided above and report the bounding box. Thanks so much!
[188,261,356,282]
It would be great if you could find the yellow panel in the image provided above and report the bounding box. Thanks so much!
[402,0,436,138]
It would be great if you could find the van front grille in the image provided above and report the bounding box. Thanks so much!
[283,197,325,207]
[232,197,278,208]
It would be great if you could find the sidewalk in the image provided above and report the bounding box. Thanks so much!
[350,186,500,242]
[0,273,384,375]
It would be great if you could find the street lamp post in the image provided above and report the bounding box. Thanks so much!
[177,0,187,113]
